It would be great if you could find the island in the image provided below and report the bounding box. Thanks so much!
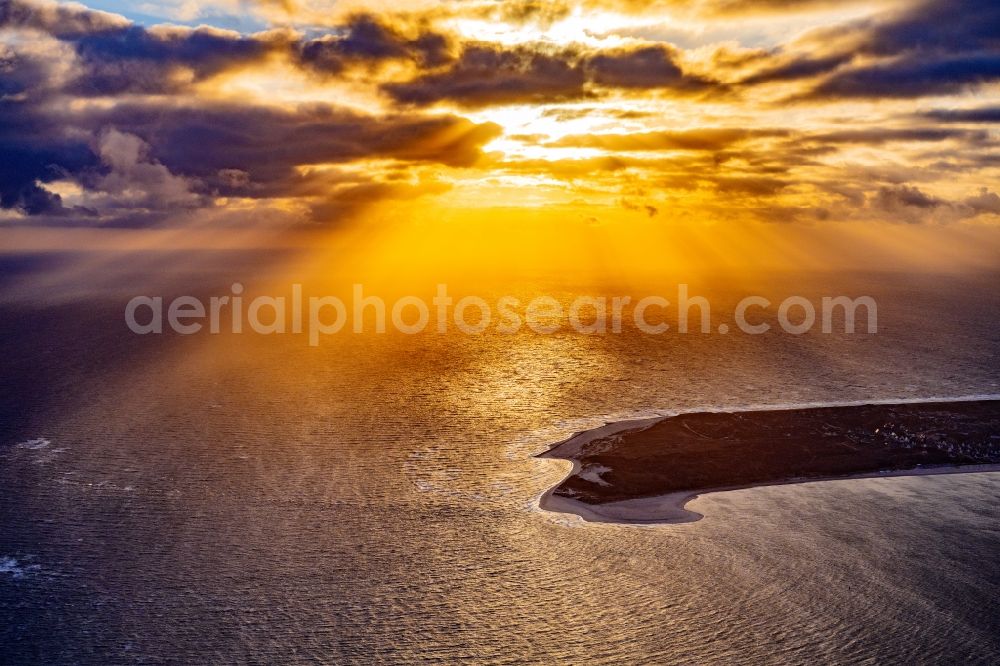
[537,399,1000,524]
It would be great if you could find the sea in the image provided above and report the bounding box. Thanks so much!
[1,251,998,664]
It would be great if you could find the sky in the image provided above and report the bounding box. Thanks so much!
[1,0,999,273]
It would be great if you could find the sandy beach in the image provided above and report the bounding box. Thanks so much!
[537,398,1000,524]
[538,462,1000,525]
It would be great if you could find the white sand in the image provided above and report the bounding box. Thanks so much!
[535,395,1000,525]
[538,464,1000,525]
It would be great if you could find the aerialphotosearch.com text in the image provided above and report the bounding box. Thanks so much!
[125,283,878,345]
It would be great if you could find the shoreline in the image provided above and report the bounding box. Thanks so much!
[535,396,1000,525]
[537,462,1000,525]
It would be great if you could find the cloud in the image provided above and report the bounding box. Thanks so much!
[383,41,722,107]
[712,175,789,196]
[3,0,999,231]
[0,2,508,225]
[92,103,502,176]
[585,45,717,91]
[0,67,98,215]
[871,184,943,212]
[808,128,990,146]
[0,94,499,223]
[619,198,659,216]
[2,1,284,96]
[383,43,588,107]
[857,0,999,56]
[87,128,200,208]
[577,0,883,19]
[920,107,1000,123]
[308,177,451,223]
[964,188,1000,215]
[0,0,127,38]
[864,184,1000,224]
[738,53,852,85]
[806,54,1000,100]
[294,13,451,76]
[3,2,452,98]
[69,25,282,96]
[699,0,874,15]
[482,0,573,25]
[548,128,782,151]
[723,0,1000,104]
[776,0,1000,99]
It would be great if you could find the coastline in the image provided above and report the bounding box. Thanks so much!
[537,462,1000,525]
[535,396,1000,525]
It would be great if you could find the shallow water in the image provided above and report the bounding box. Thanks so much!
[1,258,998,664]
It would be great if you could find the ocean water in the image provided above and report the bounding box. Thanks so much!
[1,254,999,664]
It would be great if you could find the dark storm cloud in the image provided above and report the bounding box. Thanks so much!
[3,0,999,228]
[383,43,589,107]
[920,107,1000,123]
[737,0,1000,99]
[738,53,852,85]
[67,26,281,96]
[1,0,282,96]
[860,184,1000,223]
[0,1,500,223]
[585,45,717,90]
[0,75,498,222]
[872,184,943,211]
[382,41,721,107]
[0,132,95,216]
[2,2,450,97]
[0,50,98,215]
[294,14,451,75]
[0,44,49,98]
[807,54,1000,100]
[857,0,1000,56]
[809,128,990,146]
[0,97,499,218]
[88,102,501,182]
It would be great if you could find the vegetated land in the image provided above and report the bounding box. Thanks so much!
[541,400,1000,505]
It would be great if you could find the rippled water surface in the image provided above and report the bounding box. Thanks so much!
[2,258,999,664]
